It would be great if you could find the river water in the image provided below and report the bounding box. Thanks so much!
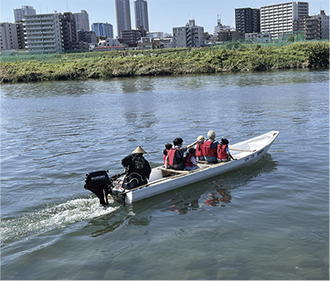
[1,69,329,280]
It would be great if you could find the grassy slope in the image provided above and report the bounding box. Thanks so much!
[0,42,328,83]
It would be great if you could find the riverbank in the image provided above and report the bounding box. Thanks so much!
[1,41,329,83]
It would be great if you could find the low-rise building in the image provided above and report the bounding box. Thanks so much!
[153,37,173,49]
[94,45,126,52]
[98,38,121,47]
[213,18,232,38]
[245,32,272,43]
[137,37,153,50]
[147,31,171,39]
[78,30,97,44]
[120,29,141,47]
[217,30,245,42]
[173,20,204,48]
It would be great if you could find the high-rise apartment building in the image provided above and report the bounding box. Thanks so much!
[235,8,260,33]
[134,0,149,32]
[115,0,132,38]
[0,23,19,50]
[14,5,36,22]
[173,20,204,48]
[60,12,79,51]
[260,1,309,39]
[92,23,114,38]
[75,10,90,31]
[23,13,63,53]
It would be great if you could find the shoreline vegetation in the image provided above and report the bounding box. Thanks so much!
[0,41,329,84]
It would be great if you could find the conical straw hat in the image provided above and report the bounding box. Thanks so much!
[132,146,147,154]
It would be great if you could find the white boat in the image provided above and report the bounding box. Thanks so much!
[84,131,279,205]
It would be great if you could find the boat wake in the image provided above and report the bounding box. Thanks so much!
[1,197,120,244]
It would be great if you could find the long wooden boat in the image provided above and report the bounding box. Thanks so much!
[84,131,279,205]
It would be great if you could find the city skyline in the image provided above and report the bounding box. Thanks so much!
[1,0,329,35]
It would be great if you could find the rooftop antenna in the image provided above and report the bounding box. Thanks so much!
[217,14,221,25]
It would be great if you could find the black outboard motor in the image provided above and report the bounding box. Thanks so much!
[84,170,111,206]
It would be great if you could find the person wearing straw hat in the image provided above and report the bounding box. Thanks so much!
[121,146,152,190]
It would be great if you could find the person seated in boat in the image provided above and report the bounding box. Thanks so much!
[202,130,219,163]
[165,138,197,170]
[163,143,173,164]
[185,148,200,171]
[196,135,205,161]
[217,138,236,162]
[121,146,152,190]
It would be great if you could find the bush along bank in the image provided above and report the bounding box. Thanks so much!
[0,41,329,83]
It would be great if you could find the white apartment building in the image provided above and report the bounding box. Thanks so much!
[0,22,19,50]
[23,13,63,53]
[260,1,309,39]
[173,20,204,48]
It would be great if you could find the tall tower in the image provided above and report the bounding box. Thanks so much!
[115,0,132,38]
[134,0,149,32]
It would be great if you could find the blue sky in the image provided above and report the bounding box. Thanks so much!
[1,0,329,36]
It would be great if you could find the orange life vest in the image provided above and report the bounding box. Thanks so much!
[202,140,217,157]
[217,144,228,160]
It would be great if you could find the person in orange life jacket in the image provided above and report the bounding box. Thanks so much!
[217,138,236,162]
[163,143,173,164]
[185,148,200,171]
[165,137,198,170]
[196,135,205,161]
[202,130,219,163]
[121,146,152,190]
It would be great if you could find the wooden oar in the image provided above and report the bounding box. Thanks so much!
[229,147,256,152]
[164,139,198,169]
[158,167,190,174]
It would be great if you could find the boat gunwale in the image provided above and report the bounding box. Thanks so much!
[122,131,279,203]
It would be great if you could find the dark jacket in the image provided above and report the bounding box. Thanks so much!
[121,153,151,190]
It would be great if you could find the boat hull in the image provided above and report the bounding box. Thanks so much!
[124,131,279,204]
